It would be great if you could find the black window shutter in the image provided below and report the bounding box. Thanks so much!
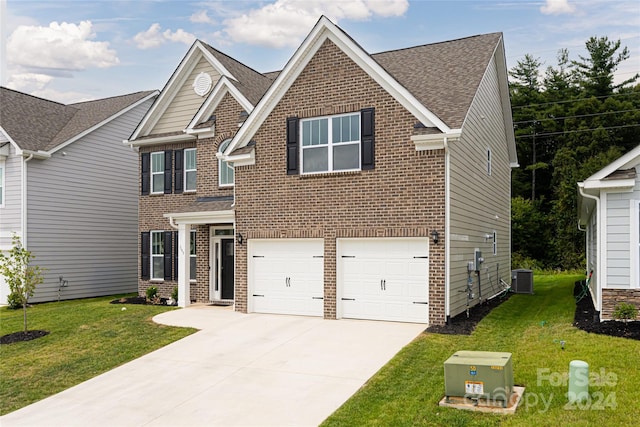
[361,108,375,170]
[286,117,299,175]
[174,149,184,194]
[141,232,150,280]
[164,150,173,194]
[141,153,150,195]
[173,231,178,281]
[164,231,173,280]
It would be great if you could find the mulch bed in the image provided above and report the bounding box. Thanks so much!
[426,293,512,335]
[0,330,49,345]
[109,296,173,306]
[573,282,640,341]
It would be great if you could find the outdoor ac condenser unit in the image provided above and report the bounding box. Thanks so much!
[444,351,513,407]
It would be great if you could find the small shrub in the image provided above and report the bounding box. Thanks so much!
[171,287,178,302]
[6,291,22,310]
[145,286,158,301]
[613,302,638,323]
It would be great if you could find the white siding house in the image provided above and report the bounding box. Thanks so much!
[578,144,640,320]
[0,88,158,304]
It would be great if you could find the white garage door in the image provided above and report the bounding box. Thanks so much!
[338,238,429,324]
[248,239,324,316]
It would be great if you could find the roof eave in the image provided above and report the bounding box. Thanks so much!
[125,133,196,148]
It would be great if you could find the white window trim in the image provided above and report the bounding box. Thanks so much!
[0,157,5,208]
[218,139,234,188]
[190,229,197,283]
[151,151,164,195]
[487,147,492,176]
[150,230,164,282]
[300,112,361,175]
[184,148,197,193]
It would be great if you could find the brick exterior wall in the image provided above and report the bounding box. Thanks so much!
[601,289,640,321]
[234,39,447,325]
[137,92,242,300]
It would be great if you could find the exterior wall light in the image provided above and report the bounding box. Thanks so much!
[236,233,244,245]
[431,230,440,245]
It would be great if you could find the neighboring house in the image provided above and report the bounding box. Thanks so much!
[126,16,517,325]
[0,88,158,304]
[578,144,640,321]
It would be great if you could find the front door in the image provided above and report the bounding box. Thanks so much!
[221,238,234,300]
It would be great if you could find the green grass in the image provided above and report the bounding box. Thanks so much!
[0,295,196,415]
[323,274,640,427]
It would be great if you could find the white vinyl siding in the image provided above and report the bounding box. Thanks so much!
[605,194,631,287]
[0,145,23,251]
[185,148,196,192]
[150,57,220,134]
[634,200,640,288]
[218,139,234,187]
[25,97,153,302]
[448,55,512,318]
[301,113,360,174]
[151,151,164,193]
[151,231,164,280]
[0,157,4,207]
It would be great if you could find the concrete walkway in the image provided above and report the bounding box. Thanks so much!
[1,305,425,426]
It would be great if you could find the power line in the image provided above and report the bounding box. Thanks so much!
[511,92,639,109]
[515,123,640,139]
[514,108,640,125]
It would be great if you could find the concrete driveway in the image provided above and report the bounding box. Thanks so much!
[1,305,425,426]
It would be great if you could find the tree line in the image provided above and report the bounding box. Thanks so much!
[509,36,640,270]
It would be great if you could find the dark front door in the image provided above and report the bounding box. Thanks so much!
[221,238,234,300]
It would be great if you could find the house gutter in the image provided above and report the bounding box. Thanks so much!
[444,136,451,324]
[578,184,602,316]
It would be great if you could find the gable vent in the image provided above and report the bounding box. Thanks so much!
[193,72,213,97]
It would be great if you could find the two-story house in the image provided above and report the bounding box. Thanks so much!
[127,16,517,325]
[0,88,157,303]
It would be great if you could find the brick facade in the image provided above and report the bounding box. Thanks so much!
[138,92,242,300]
[601,289,640,321]
[234,39,447,325]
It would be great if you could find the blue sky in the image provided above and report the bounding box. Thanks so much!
[1,0,638,103]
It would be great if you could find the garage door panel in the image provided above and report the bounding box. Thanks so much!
[339,238,429,324]
[249,239,324,317]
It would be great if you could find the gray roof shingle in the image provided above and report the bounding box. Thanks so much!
[0,88,155,152]
[372,33,502,129]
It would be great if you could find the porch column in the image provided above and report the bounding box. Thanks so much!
[177,222,190,307]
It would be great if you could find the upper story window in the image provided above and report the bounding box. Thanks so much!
[219,139,234,187]
[301,113,361,174]
[184,148,197,192]
[151,152,165,194]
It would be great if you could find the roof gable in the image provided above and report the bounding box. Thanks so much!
[227,16,501,155]
[584,144,640,183]
[130,40,272,140]
[0,87,156,154]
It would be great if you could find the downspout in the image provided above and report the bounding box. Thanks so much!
[443,137,451,324]
[21,154,34,248]
[167,215,178,230]
[578,185,601,316]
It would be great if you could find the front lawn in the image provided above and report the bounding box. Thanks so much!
[323,274,640,426]
[0,295,196,415]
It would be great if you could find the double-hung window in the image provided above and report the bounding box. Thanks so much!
[151,152,165,194]
[184,148,197,192]
[218,139,234,187]
[151,231,164,280]
[301,113,360,174]
[190,230,197,282]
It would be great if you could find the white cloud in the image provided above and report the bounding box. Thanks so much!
[133,23,196,49]
[540,0,576,15]
[6,73,53,92]
[7,20,119,71]
[191,10,214,24]
[222,0,409,48]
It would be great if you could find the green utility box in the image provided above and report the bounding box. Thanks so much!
[444,351,513,406]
